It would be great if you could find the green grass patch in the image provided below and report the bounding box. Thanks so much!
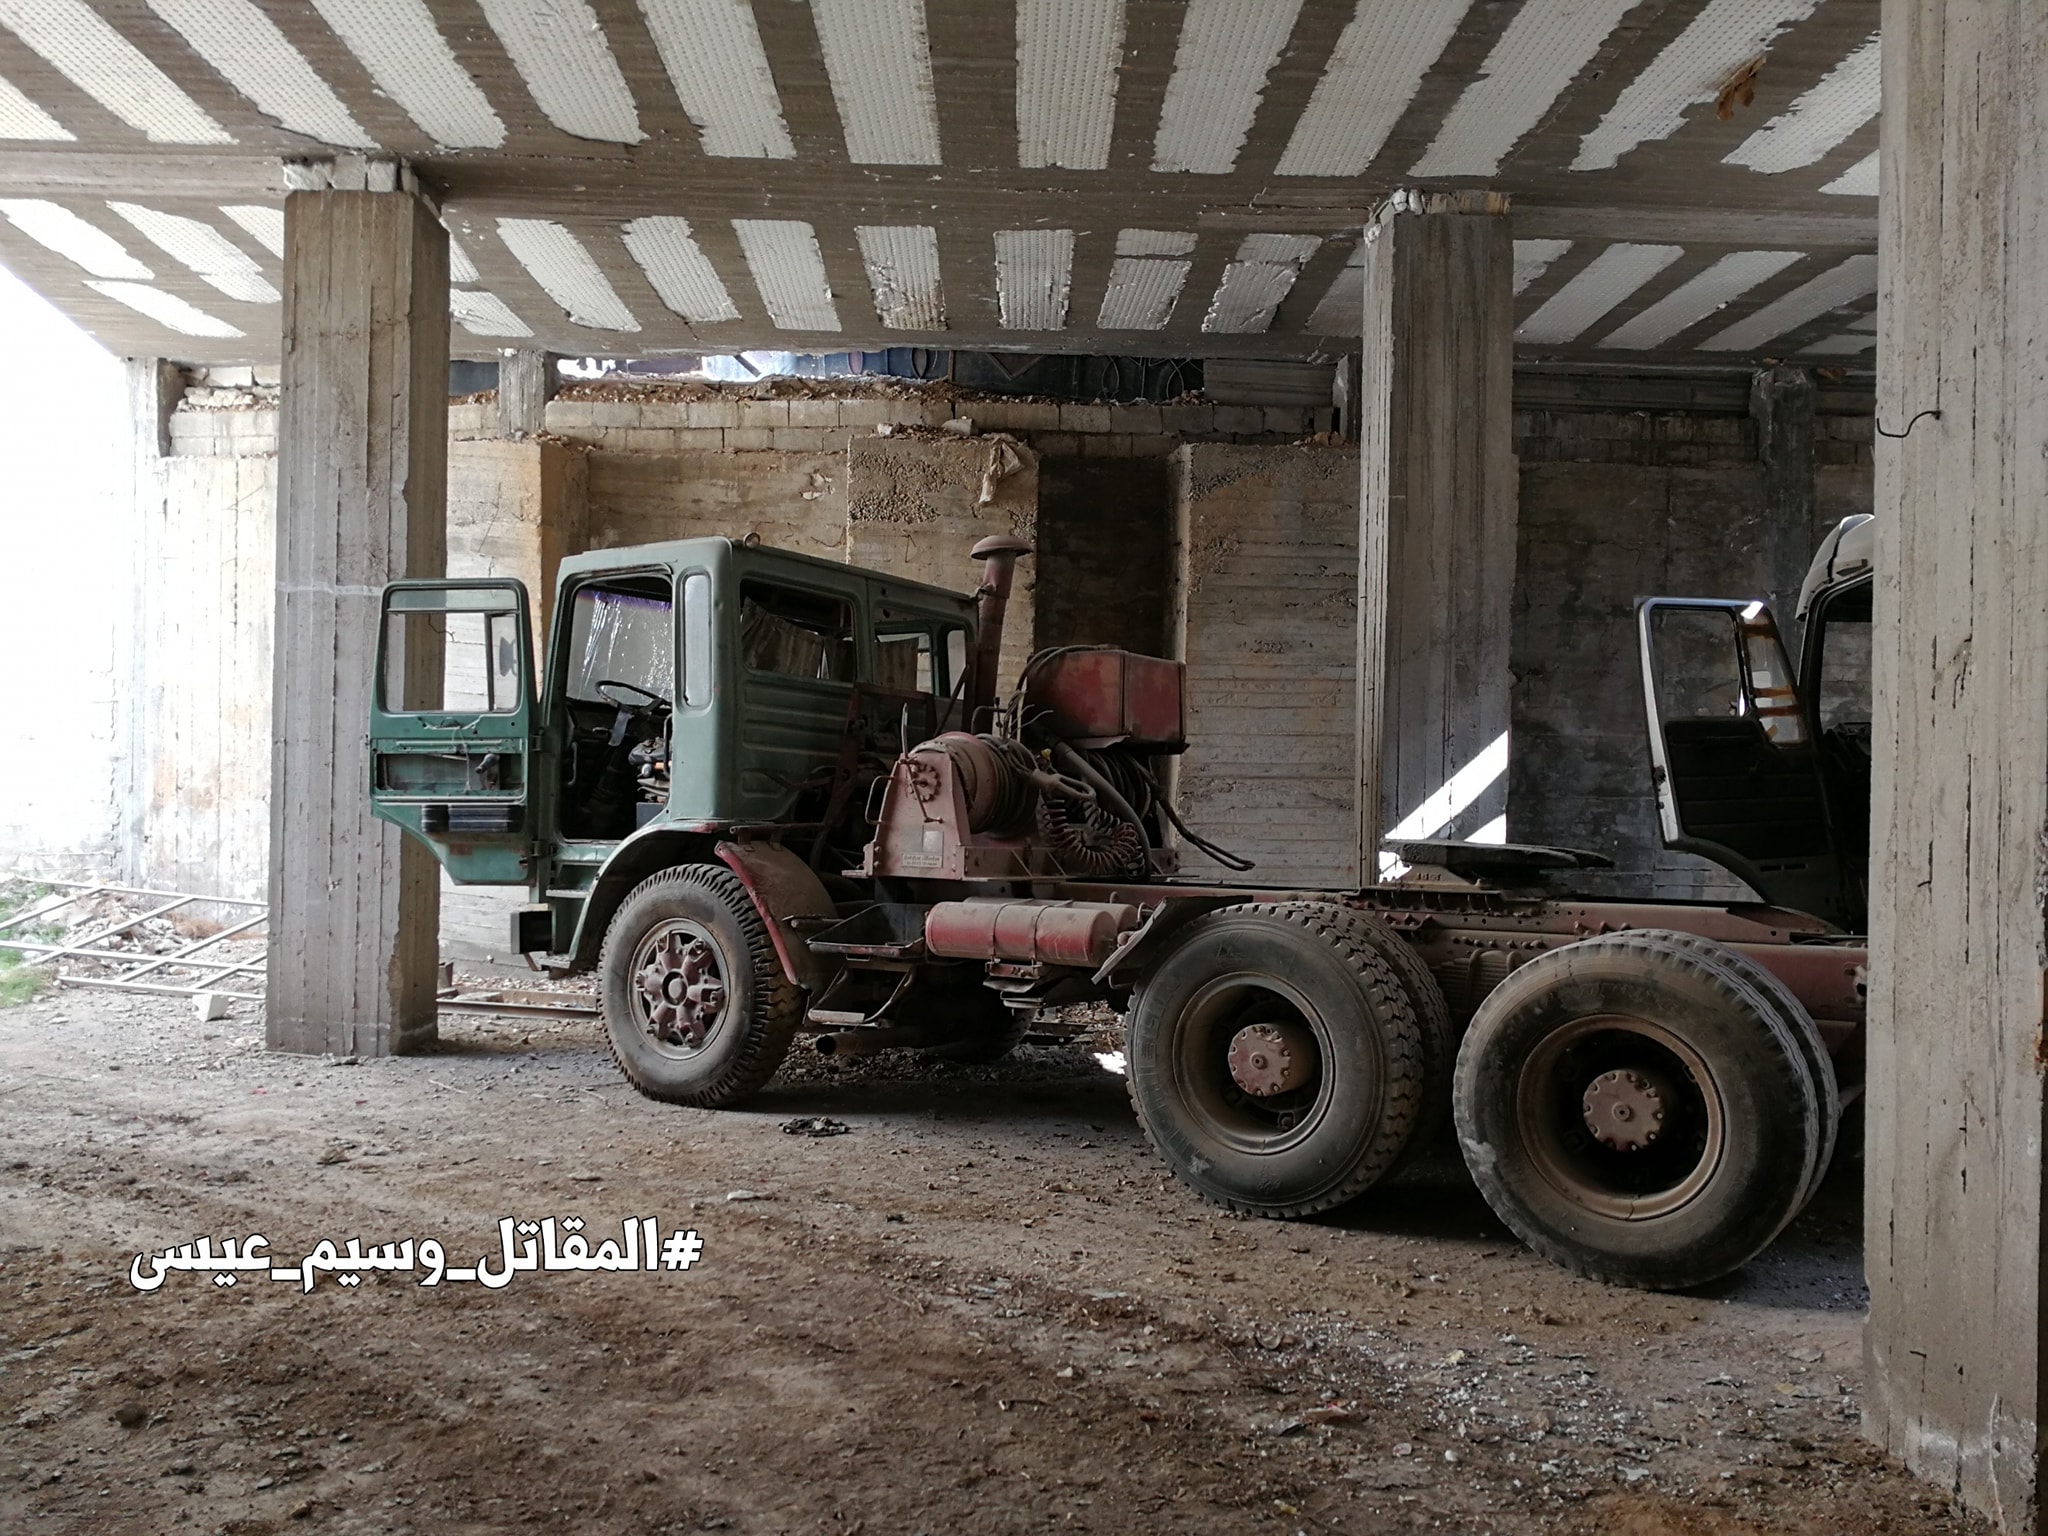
[0,879,61,1006]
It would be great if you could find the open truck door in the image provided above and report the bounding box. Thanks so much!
[1638,597,1849,927]
[369,579,537,884]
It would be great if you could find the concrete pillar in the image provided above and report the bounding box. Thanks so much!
[117,359,181,887]
[1355,190,1516,863]
[268,161,448,1057]
[1865,1,2048,1526]
[497,350,557,438]
[1750,364,1817,651]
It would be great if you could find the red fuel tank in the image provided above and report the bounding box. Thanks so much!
[924,899,1141,968]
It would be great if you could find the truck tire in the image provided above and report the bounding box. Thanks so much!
[1270,901,1455,1157]
[599,864,803,1108]
[1619,930,1841,1213]
[1125,902,1425,1218]
[1452,932,1821,1290]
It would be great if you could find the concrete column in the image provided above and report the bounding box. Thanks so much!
[497,350,557,438]
[117,359,181,887]
[268,162,448,1057]
[1355,190,1516,864]
[1750,364,1817,651]
[1866,1,2048,1526]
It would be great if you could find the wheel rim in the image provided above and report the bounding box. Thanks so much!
[1168,973,1343,1155]
[1515,1013,1726,1221]
[630,919,731,1056]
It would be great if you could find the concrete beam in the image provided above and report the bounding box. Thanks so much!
[1865,1,2048,1526]
[267,171,448,1057]
[1750,365,1819,652]
[1355,191,1517,862]
[496,351,558,439]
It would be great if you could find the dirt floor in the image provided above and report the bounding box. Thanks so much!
[0,983,1988,1536]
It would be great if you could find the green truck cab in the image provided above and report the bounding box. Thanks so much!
[370,537,979,972]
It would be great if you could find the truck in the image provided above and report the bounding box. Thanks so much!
[368,521,1872,1292]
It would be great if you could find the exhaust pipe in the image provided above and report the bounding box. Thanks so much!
[968,535,1033,728]
[814,1022,962,1057]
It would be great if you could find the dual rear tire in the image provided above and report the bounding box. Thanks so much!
[1125,907,1838,1290]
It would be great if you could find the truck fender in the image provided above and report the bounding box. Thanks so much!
[715,841,839,993]
[1090,896,1235,989]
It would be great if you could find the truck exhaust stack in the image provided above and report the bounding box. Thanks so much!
[968,535,1032,727]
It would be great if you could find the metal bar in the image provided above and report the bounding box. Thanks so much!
[25,896,198,966]
[0,885,100,936]
[37,879,265,907]
[436,997,599,1018]
[6,942,263,974]
[111,912,268,983]
[54,975,262,1002]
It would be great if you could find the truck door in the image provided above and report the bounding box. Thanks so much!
[1638,597,1848,927]
[369,579,536,884]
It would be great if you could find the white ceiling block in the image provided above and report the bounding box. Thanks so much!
[1116,229,1197,257]
[0,75,72,140]
[220,204,284,258]
[0,0,231,144]
[1598,249,1803,349]
[1701,253,1877,350]
[1016,0,1124,171]
[450,289,532,338]
[1097,256,1191,329]
[636,0,792,158]
[1411,0,1637,177]
[1152,0,1304,174]
[1276,0,1472,176]
[146,0,375,149]
[496,218,641,331]
[813,0,942,165]
[0,199,151,278]
[1726,33,1878,173]
[1516,243,1682,343]
[476,0,642,144]
[623,217,741,325]
[733,219,840,331]
[994,228,1073,329]
[86,280,242,337]
[1203,233,1320,333]
[309,0,504,149]
[445,233,479,285]
[1575,0,1820,171]
[108,202,279,302]
[1512,238,1571,295]
[1821,150,1878,196]
[857,225,945,329]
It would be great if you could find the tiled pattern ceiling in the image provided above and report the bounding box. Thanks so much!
[0,0,1880,364]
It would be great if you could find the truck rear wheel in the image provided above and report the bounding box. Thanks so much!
[1619,931,1840,1212]
[1125,902,1425,1218]
[599,864,803,1108]
[1452,932,1821,1290]
[1270,901,1455,1157]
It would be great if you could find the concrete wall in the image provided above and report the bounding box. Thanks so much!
[1508,404,1873,899]
[0,275,128,880]
[1169,443,1362,887]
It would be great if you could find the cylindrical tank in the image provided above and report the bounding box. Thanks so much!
[925,899,1141,969]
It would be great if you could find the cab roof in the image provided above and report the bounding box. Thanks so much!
[553,536,980,617]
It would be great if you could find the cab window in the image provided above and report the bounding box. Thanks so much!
[740,581,854,682]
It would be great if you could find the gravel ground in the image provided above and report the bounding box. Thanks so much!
[0,981,1985,1535]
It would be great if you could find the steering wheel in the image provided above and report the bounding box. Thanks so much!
[595,679,669,710]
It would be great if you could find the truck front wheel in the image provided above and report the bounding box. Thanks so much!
[1452,932,1822,1290]
[599,864,803,1108]
[1125,902,1425,1218]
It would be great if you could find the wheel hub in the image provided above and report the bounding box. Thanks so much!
[1581,1066,1671,1151]
[635,927,727,1049]
[1226,1020,1314,1098]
